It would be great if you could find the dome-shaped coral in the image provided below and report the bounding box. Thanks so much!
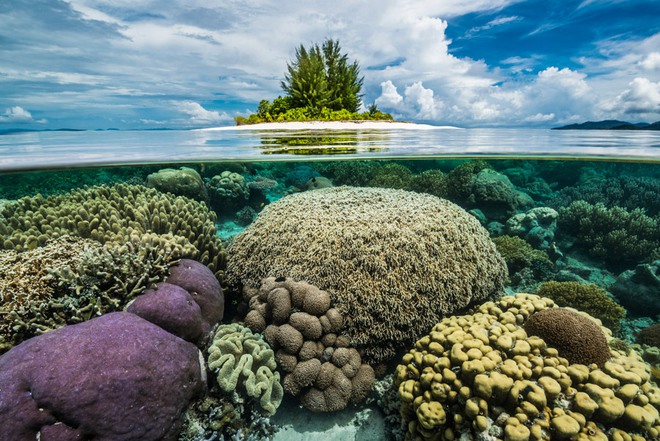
[227,186,507,363]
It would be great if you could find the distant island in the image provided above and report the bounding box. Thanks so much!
[235,38,393,125]
[553,120,660,130]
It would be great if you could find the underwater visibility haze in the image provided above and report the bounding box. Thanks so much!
[0,127,658,440]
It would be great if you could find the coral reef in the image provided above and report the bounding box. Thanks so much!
[205,171,250,211]
[0,233,196,352]
[0,183,225,279]
[408,169,449,199]
[445,160,491,201]
[504,207,558,250]
[535,281,626,334]
[207,323,284,416]
[367,163,414,189]
[242,277,375,413]
[226,186,507,364]
[523,307,611,367]
[610,260,660,317]
[637,324,660,347]
[492,235,554,290]
[557,201,660,265]
[395,293,660,441]
[147,167,208,202]
[305,176,333,190]
[0,257,225,440]
[467,169,535,221]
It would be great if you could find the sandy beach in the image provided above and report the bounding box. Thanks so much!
[199,120,460,131]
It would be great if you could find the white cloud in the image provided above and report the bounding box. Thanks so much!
[639,52,660,71]
[176,101,232,125]
[602,77,660,115]
[524,112,555,122]
[0,106,47,124]
[375,80,403,108]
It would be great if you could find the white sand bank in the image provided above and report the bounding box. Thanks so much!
[199,120,460,131]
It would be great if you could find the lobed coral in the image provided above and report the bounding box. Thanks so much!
[535,281,626,334]
[226,186,507,364]
[242,277,375,413]
[207,323,284,416]
[395,293,660,441]
[0,183,225,280]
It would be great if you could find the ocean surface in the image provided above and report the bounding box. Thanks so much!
[1,127,659,171]
[0,126,659,440]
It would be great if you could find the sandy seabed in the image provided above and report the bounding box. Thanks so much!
[199,120,460,131]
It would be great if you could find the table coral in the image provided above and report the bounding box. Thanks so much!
[207,323,284,416]
[395,293,660,441]
[226,186,507,364]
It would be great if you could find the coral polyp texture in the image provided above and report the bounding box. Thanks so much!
[226,186,507,364]
[395,293,660,441]
[0,183,226,280]
[242,277,376,412]
[207,323,284,416]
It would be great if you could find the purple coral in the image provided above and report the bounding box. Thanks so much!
[0,312,205,441]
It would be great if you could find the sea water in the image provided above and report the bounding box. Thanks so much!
[0,127,658,440]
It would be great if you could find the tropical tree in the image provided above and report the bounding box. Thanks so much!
[281,38,363,114]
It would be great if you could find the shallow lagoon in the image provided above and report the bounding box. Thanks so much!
[0,127,658,440]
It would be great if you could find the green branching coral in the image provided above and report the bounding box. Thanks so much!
[558,201,660,265]
[445,160,490,201]
[493,235,554,277]
[408,169,449,199]
[535,281,626,334]
[0,183,226,280]
[367,163,413,189]
[207,324,284,416]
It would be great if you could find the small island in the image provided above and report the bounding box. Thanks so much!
[553,120,660,130]
[235,39,394,126]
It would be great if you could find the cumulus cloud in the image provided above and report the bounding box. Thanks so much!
[639,52,660,71]
[603,77,660,115]
[176,101,232,125]
[0,106,47,124]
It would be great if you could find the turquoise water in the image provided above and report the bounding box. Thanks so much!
[0,128,658,440]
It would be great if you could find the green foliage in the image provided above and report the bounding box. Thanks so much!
[235,106,393,125]
[281,38,363,114]
[535,281,626,334]
[558,201,660,264]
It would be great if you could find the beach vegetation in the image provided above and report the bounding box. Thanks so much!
[235,38,393,125]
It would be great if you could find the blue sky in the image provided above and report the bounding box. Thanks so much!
[1,0,659,129]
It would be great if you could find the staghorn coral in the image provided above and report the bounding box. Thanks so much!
[535,280,626,334]
[557,201,660,265]
[395,293,660,441]
[242,277,375,413]
[207,323,284,416]
[0,183,225,280]
[523,307,611,367]
[226,186,507,364]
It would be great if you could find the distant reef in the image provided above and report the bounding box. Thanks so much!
[553,120,660,130]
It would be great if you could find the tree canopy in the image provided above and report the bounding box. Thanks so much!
[281,38,364,114]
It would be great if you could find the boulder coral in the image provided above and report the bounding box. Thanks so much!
[207,323,284,416]
[610,260,660,317]
[395,293,660,441]
[146,167,208,202]
[226,186,507,363]
[242,277,375,412]
[206,170,250,210]
[0,183,225,280]
[0,259,222,440]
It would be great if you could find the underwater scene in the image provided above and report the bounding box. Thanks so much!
[0,148,658,441]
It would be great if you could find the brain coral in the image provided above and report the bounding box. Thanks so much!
[395,294,660,441]
[207,323,284,416]
[524,307,611,367]
[226,186,507,364]
[0,183,225,280]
